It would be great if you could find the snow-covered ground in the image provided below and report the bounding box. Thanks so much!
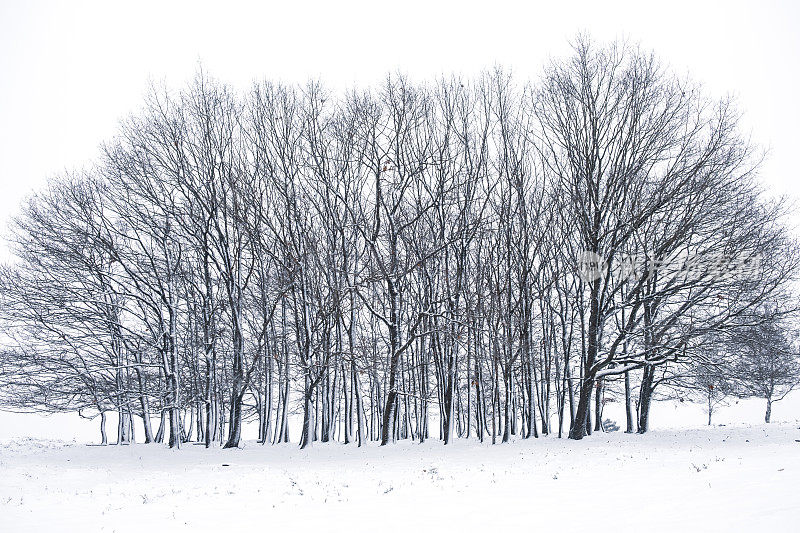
[1,420,799,532]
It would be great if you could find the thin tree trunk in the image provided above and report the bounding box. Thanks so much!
[624,370,634,433]
[99,411,108,445]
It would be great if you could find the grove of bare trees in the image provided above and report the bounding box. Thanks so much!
[1,38,798,447]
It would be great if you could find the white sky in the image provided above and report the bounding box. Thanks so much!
[1,0,798,253]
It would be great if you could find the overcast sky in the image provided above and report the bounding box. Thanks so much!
[1,0,798,255]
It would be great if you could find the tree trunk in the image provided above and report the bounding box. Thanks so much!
[168,405,181,448]
[224,394,243,448]
[624,370,634,433]
[569,377,594,440]
[300,383,315,449]
[569,279,599,440]
[223,303,245,449]
[380,280,400,446]
[594,379,603,432]
[155,408,165,443]
[637,367,654,434]
[99,411,108,445]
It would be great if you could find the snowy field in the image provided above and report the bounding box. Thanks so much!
[2,400,800,533]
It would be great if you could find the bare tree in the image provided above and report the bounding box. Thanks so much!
[729,310,800,423]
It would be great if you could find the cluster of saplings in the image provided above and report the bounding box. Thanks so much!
[1,38,798,449]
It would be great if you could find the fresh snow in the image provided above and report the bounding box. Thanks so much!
[2,422,799,532]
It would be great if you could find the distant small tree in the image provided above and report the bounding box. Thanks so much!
[646,356,735,427]
[687,362,735,426]
[729,312,800,423]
